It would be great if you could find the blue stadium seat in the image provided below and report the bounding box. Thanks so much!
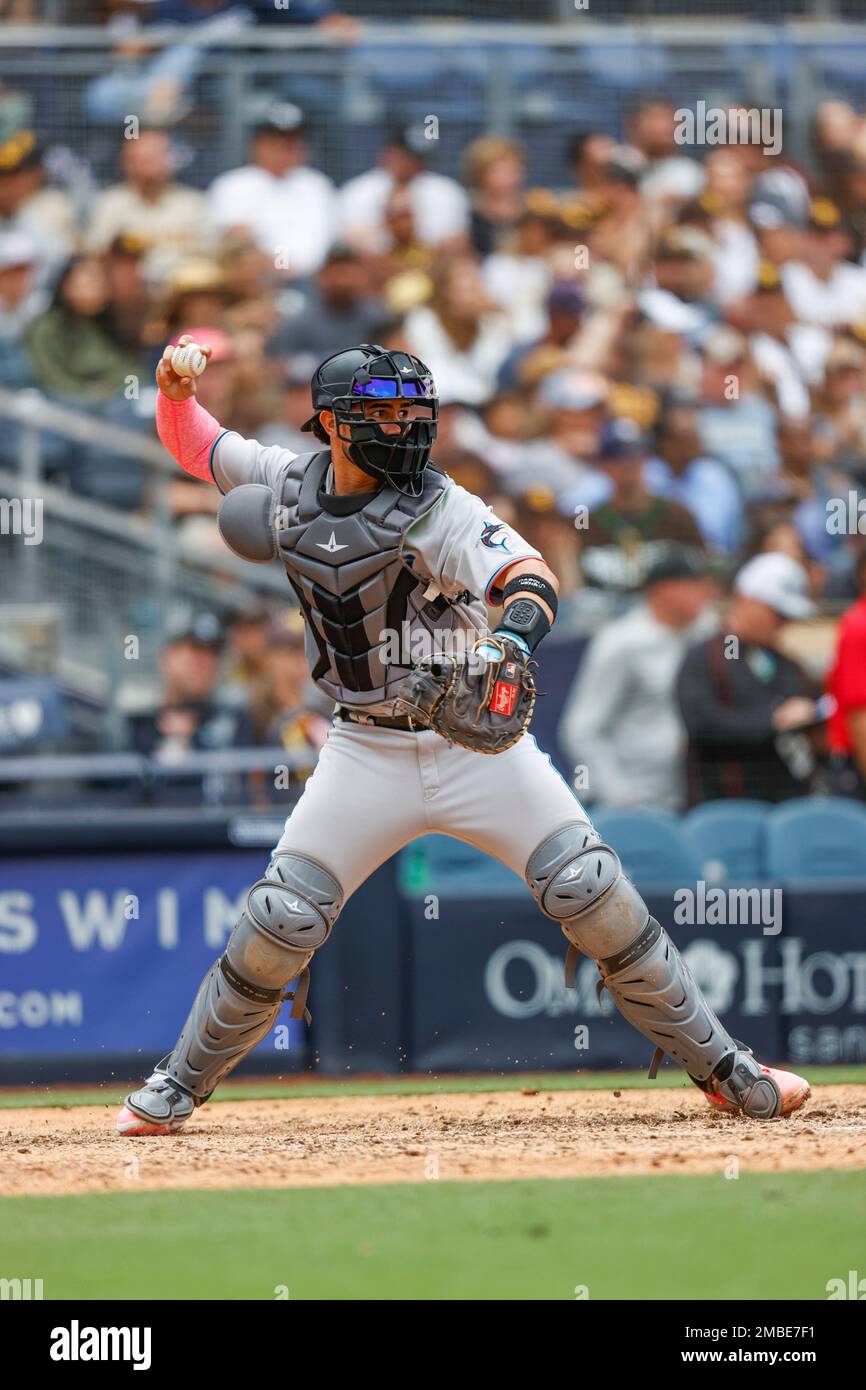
[683,800,770,884]
[589,809,702,886]
[765,798,866,882]
[397,835,526,899]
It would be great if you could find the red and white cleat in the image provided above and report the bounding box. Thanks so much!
[701,1060,811,1119]
[115,1071,196,1136]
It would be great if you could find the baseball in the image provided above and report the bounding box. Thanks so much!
[171,342,208,378]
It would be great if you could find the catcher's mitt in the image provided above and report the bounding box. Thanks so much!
[393,637,537,754]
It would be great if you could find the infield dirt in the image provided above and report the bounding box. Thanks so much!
[1,1084,863,1197]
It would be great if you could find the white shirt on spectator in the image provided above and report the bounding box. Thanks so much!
[559,600,712,811]
[87,182,210,280]
[208,164,336,278]
[403,304,511,405]
[338,168,468,251]
[781,258,866,327]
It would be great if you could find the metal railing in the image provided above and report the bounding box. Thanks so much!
[0,390,292,704]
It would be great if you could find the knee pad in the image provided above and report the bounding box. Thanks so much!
[526,823,738,1083]
[160,854,343,1103]
[525,822,648,960]
[225,852,343,1008]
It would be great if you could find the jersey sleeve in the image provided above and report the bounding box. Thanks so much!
[210,431,299,494]
[402,481,542,604]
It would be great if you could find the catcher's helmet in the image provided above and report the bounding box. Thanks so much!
[301,343,438,496]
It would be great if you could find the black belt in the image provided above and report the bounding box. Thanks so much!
[337,706,419,731]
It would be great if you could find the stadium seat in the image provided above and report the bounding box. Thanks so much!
[683,800,770,883]
[398,834,526,898]
[589,808,702,886]
[765,797,866,882]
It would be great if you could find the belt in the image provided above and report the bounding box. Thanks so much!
[337,706,419,731]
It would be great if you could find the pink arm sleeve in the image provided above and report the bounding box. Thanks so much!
[156,392,224,483]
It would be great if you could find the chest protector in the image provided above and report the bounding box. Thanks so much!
[277,450,468,709]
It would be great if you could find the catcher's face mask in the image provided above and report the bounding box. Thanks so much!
[321,349,438,496]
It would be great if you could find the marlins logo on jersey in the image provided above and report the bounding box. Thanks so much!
[480,521,512,551]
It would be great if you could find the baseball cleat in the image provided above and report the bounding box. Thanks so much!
[116,1070,196,1136]
[697,1053,810,1120]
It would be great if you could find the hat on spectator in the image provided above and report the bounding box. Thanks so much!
[596,415,648,462]
[165,611,224,648]
[269,609,306,648]
[750,168,810,230]
[166,259,230,298]
[107,232,150,259]
[654,226,714,262]
[282,351,318,387]
[807,197,843,232]
[229,600,272,627]
[539,368,607,412]
[604,144,646,187]
[388,119,435,161]
[0,230,36,271]
[645,543,710,586]
[547,281,585,318]
[0,128,40,175]
[702,323,748,366]
[255,102,305,137]
[734,553,815,619]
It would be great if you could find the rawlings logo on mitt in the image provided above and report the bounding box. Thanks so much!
[392,637,537,754]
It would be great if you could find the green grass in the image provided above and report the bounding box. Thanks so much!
[1,1172,862,1300]
[0,1064,863,1110]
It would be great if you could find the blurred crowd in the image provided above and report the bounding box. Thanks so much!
[4,78,866,810]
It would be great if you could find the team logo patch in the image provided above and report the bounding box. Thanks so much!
[490,681,518,716]
[480,522,512,552]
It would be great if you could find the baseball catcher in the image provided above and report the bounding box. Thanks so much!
[117,337,810,1134]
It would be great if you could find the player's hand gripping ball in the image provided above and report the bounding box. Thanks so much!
[171,341,208,378]
[393,636,537,754]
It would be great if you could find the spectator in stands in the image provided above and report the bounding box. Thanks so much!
[496,281,585,391]
[566,131,617,198]
[0,231,43,388]
[269,243,383,361]
[257,352,319,454]
[0,129,68,283]
[625,95,704,203]
[560,546,714,810]
[810,335,866,466]
[676,552,822,804]
[701,148,760,307]
[462,136,526,257]
[696,324,780,498]
[26,254,143,402]
[145,256,232,345]
[578,416,704,596]
[87,129,208,282]
[85,7,252,127]
[521,368,612,508]
[102,232,152,352]
[127,611,254,764]
[781,197,866,328]
[219,601,273,709]
[403,254,511,405]
[208,103,336,281]
[638,225,718,341]
[248,612,332,793]
[338,123,468,256]
[826,545,866,799]
[644,394,744,554]
[732,261,825,414]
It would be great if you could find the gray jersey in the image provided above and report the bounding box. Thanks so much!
[210,431,541,714]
